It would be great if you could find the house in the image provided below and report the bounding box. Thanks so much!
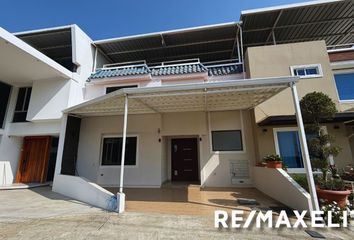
[0,0,353,213]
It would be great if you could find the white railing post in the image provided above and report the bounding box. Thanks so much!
[119,94,128,193]
[290,82,319,212]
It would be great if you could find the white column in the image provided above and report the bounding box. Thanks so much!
[119,95,128,193]
[290,82,319,211]
[54,113,68,177]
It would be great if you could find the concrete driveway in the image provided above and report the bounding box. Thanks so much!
[1,187,354,240]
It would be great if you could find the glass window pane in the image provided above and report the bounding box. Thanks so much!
[212,130,243,151]
[13,87,31,122]
[0,82,11,128]
[24,88,32,110]
[296,69,305,76]
[13,112,28,123]
[334,73,354,100]
[101,137,137,165]
[305,68,318,75]
[277,131,303,168]
[15,88,26,111]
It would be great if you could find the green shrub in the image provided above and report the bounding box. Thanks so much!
[292,174,309,192]
[263,154,282,162]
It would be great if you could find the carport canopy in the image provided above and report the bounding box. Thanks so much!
[65,77,298,116]
[62,76,320,213]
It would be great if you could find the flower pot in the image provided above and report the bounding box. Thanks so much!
[266,161,282,169]
[256,162,267,167]
[316,187,351,208]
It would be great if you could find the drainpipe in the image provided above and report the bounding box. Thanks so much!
[290,82,319,212]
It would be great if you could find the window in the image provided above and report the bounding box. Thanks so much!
[211,130,243,151]
[0,81,11,128]
[334,73,354,101]
[101,136,137,166]
[13,87,32,122]
[290,64,323,78]
[105,85,138,94]
[274,128,317,170]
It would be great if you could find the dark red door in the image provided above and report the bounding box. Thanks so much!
[171,138,199,181]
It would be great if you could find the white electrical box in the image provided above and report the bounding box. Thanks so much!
[229,160,252,186]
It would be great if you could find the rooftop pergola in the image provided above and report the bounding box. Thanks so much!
[241,0,354,48]
[94,22,243,65]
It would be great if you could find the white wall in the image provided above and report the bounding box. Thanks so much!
[75,110,257,188]
[71,25,94,84]
[52,174,117,211]
[76,114,162,187]
[0,87,23,185]
[253,167,311,211]
[27,78,71,121]
[201,110,256,187]
[84,74,242,101]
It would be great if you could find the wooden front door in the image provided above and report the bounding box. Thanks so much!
[16,136,52,183]
[171,138,199,181]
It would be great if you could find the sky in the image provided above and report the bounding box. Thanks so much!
[0,0,309,40]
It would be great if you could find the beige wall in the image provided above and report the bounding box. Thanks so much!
[246,41,354,171]
[77,114,162,187]
[76,110,257,188]
[246,41,340,122]
[255,123,354,171]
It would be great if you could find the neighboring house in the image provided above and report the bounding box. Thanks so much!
[1,0,353,212]
[0,25,94,185]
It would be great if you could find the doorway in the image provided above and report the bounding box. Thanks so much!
[16,136,57,183]
[171,138,199,182]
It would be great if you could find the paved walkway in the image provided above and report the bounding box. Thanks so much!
[1,187,354,239]
[106,185,284,216]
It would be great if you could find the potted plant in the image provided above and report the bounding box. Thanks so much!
[300,92,350,207]
[341,165,354,181]
[263,154,282,168]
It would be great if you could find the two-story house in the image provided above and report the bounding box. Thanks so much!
[1,0,353,213]
[0,25,95,186]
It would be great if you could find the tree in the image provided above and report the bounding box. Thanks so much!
[300,92,341,182]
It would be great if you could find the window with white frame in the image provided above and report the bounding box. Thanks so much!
[290,64,323,78]
[101,136,137,166]
[273,128,317,170]
[211,130,243,151]
[334,72,354,101]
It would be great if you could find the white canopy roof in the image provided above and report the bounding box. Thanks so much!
[0,27,72,85]
[65,76,298,117]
